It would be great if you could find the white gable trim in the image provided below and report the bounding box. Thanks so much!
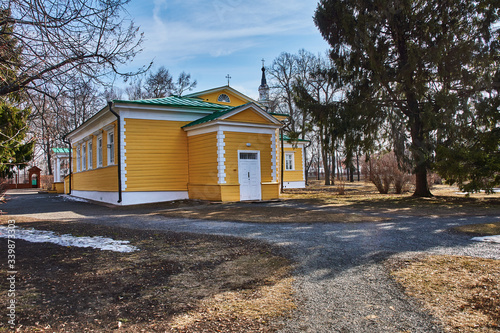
[218,103,282,125]
[185,123,279,137]
[185,86,258,104]
[69,112,116,143]
[117,108,213,123]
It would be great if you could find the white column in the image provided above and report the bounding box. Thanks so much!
[55,156,61,182]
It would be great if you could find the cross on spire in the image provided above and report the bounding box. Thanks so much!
[261,58,265,67]
[225,74,231,86]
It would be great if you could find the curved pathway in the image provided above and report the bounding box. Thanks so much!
[2,189,499,332]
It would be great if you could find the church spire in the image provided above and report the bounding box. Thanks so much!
[258,59,270,110]
[261,60,267,86]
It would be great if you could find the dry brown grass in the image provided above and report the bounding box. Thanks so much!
[283,181,500,216]
[451,222,500,236]
[390,255,500,332]
[0,216,294,332]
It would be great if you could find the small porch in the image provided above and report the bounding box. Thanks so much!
[51,148,70,193]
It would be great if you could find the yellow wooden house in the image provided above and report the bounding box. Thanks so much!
[65,83,307,205]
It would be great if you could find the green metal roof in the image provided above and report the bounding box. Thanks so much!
[182,104,247,128]
[281,135,310,142]
[269,112,290,117]
[113,96,232,111]
[51,148,70,154]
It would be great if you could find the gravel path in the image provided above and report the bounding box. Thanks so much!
[2,189,500,332]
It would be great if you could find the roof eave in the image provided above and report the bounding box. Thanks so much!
[183,119,282,132]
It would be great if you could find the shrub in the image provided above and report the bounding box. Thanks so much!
[363,152,412,194]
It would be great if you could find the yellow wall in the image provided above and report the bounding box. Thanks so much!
[53,182,64,194]
[197,90,247,107]
[224,132,273,185]
[220,184,240,201]
[262,183,279,200]
[187,132,218,185]
[188,184,221,201]
[64,174,71,194]
[70,120,119,192]
[283,147,304,182]
[72,166,118,191]
[71,120,117,173]
[273,114,289,122]
[186,132,221,200]
[226,109,272,124]
[124,119,189,192]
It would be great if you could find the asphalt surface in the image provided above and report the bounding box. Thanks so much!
[2,189,500,332]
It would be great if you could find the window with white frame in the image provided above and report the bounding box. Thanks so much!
[88,140,93,170]
[97,135,103,167]
[76,146,81,172]
[107,131,115,165]
[82,143,86,171]
[285,153,294,171]
[217,93,230,103]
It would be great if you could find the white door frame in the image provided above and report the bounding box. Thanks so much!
[238,150,261,201]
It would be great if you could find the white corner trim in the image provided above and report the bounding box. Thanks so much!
[217,130,226,184]
[301,145,306,183]
[120,117,127,190]
[271,132,277,182]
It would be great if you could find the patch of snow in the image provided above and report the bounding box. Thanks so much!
[57,195,89,203]
[456,189,500,195]
[471,235,500,244]
[0,226,138,252]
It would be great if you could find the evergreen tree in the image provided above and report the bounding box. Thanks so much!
[0,101,34,175]
[315,0,499,196]
[435,70,500,192]
[0,8,34,175]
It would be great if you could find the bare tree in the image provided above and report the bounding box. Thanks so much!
[174,71,197,97]
[103,86,124,102]
[126,69,197,100]
[125,76,147,100]
[144,66,174,98]
[0,0,147,97]
[268,52,300,134]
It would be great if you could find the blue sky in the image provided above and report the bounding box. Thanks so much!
[122,0,330,99]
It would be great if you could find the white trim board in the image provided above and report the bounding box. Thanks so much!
[186,123,279,137]
[70,190,189,206]
[282,181,306,189]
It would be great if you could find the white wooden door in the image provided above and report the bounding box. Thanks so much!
[238,151,261,201]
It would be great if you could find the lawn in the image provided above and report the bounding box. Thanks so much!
[2,181,499,332]
[284,180,500,216]
[390,255,500,332]
[0,217,294,332]
[159,181,500,223]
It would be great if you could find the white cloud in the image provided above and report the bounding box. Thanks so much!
[136,0,318,62]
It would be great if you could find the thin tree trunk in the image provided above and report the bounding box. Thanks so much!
[46,140,53,175]
[320,127,330,185]
[356,152,360,181]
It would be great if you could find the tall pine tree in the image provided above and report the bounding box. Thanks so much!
[315,0,499,196]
